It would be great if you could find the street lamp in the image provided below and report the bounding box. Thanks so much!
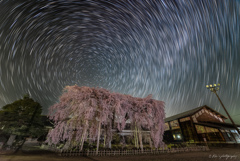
[206,83,240,135]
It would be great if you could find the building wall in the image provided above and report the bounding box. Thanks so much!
[179,118,198,142]
[164,107,240,144]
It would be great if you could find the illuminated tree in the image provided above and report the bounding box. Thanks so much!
[46,85,165,153]
[117,94,166,150]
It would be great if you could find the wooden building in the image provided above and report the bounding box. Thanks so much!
[164,105,240,144]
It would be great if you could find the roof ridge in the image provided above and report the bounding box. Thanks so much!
[165,105,227,122]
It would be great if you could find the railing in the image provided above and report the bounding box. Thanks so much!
[57,146,209,157]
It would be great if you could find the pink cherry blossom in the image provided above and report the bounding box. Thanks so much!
[46,85,165,149]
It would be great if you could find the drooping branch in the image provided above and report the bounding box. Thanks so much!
[46,85,165,149]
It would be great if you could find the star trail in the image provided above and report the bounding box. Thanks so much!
[0,0,240,123]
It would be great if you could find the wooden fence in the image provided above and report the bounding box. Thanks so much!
[57,146,209,157]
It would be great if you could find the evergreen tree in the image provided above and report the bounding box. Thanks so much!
[0,94,44,138]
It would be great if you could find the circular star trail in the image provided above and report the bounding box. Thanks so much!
[0,0,240,122]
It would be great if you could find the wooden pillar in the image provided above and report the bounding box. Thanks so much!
[96,121,101,155]
[218,129,226,142]
[134,124,139,148]
[168,121,175,142]
[138,128,143,152]
[80,127,87,151]
[190,117,200,142]
[178,118,185,142]
[149,136,152,149]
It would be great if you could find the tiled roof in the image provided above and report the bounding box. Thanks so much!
[164,105,227,122]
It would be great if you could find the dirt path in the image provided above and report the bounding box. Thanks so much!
[1,147,240,161]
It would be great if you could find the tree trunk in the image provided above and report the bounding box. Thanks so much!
[149,136,153,150]
[96,121,101,155]
[134,126,137,147]
[6,134,16,146]
[112,110,115,129]
[107,125,112,149]
[80,127,87,151]
[63,140,71,150]
[138,128,143,152]
[103,134,106,148]
[108,140,111,149]
[14,137,27,154]
[134,125,139,148]
[105,126,112,149]
[14,106,39,154]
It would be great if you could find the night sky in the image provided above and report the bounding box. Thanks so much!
[0,0,239,123]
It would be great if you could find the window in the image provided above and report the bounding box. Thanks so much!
[170,120,180,130]
[195,125,206,134]
[205,127,218,133]
[231,130,240,143]
[165,123,170,131]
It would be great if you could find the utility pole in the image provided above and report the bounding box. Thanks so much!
[206,83,240,135]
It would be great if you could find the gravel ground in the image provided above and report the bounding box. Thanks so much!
[1,147,240,161]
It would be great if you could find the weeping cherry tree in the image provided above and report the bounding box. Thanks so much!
[46,85,165,153]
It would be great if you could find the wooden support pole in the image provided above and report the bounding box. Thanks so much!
[138,128,143,152]
[80,127,87,151]
[96,121,101,155]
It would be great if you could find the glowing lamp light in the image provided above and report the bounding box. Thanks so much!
[205,83,240,135]
[206,83,220,92]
